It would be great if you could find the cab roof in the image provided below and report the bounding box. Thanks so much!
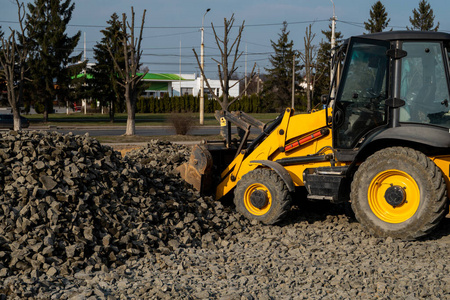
[356,30,450,42]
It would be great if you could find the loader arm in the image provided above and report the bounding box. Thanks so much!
[216,107,336,200]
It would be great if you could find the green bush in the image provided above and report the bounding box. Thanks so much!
[34,102,45,114]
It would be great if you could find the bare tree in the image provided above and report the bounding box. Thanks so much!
[108,7,147,135]
[299,24,325,112]
[193,14,256,113]
[0,0,29,130]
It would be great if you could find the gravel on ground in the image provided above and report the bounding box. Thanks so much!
[1,131,450,299]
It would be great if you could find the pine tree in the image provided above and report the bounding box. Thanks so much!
[314,25,343,100]
[408,0,439,31]
[91,13,125,122]
[364,1,390,33]
[66,60,89,111]
[264,22,300,111]
[0,26,5,104]
[25,0,81,121]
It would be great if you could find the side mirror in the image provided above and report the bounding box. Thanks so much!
[321,94,329,105]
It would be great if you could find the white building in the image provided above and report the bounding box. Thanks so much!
[142,73,240,98]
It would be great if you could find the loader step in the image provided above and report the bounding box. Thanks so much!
[303,166,350,203]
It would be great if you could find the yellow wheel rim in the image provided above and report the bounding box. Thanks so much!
[244,183,272,216]
[368,169,420,223]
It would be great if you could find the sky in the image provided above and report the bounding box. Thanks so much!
[1,0,450,79]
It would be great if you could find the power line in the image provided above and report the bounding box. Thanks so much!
[0,19,330,29]
[143,30,198,38]
[2,17,448,32]
[141,52,273,57]
[246,19,329,27]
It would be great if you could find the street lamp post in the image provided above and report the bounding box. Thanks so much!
[330,0,337,99]
[199,8,210,125]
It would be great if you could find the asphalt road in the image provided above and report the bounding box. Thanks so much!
[20,125,244,137]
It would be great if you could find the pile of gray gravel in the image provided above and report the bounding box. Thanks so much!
[1,131,450,299]
[0,132,251,298]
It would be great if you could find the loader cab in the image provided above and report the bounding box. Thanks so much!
[331,31,450,160]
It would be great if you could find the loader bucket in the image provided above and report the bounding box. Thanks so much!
[177,144,214,193]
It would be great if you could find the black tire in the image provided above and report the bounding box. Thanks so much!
[234,168,292,224]
[351,147,447,240]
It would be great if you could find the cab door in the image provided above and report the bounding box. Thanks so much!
[333,38,391,150]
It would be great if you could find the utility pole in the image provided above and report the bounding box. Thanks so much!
[291,54,295,109]
[257,66,260,95]
[330,0,337,99]
[83,32,87,115]
[199,8,210,125]
[179,38,182,97]
[245,44,247,96]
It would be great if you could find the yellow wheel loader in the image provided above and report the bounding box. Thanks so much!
[179,31,450,240]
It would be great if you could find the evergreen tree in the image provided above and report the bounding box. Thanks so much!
[91,13,125,122]
[0,26,6,103]
[0,26,4,103]
[408,0,439,31]
[25,0,81,121]
[66,61,90,111]
[264,22,300,111]
[314,25,343,100]
[364,1,390,33]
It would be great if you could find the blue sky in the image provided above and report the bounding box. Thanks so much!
[1,0,449,78]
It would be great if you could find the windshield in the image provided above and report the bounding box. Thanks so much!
[399,42,450,127]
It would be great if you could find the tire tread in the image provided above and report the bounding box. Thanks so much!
[234,168,292,225]
[351,147,447,240]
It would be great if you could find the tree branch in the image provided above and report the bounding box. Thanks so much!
[228,63,257,106]
[193,48,221,102]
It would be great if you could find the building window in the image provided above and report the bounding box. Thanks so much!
[181,88,193,95]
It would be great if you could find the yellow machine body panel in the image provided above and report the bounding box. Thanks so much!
[216,108,341,199]
[431,155,450,201]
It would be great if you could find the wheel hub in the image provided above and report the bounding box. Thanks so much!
[384,185,406,207]
[250,190,269,209]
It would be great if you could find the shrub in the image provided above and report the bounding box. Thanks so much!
[168,113,195,135]
[34,102,45,114]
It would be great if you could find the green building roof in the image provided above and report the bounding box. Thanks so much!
[74,72,189,81]
[140,73,188,81]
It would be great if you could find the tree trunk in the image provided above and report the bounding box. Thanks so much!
[13,109,21,131]
[44,99,49,122]
[125,87,135,135]
[109,99,115,123]
[126,116,135,135]
[7,82,21,131]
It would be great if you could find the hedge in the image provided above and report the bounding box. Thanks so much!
[136,94,264,113]
[135,93,312,114]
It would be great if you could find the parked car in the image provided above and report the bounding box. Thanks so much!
[0,114,30,129]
